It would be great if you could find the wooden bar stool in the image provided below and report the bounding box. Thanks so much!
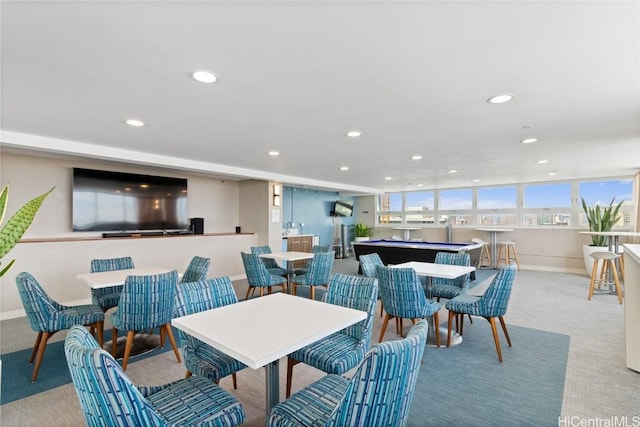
[497,240,520,270]
[588,251,623,304]
[472,238,492,269]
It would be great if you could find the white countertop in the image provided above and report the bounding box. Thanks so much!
[623,244,640,264]
[282,234,315,238]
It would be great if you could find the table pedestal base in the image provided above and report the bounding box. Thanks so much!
[105,332,161,360]
[427,326,462,347]
[265,359,280,412]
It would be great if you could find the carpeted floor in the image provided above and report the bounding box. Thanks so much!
[408,324,569,426]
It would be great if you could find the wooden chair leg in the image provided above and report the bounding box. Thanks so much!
[96,321,104,347]
[112,327,119,357]
[286,357,299,398]
[588,259,599,300]
[498,316,512,347]
[31,331,52,382]
[232,373,238,390]
[433,312,440,347]
[122,330,136,371]
[379,313,392,342]
[29,332,43,363]
[511,245,521,270]
[609,261,623,305]
[185,370,193,378]
[488,317,503,362]
[447,311,454,347]
[163,323,181,363]
[310,286,315,300]
[245,286,253,300]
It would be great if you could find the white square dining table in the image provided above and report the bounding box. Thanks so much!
[171,292,366,413]
[76,267,173,289]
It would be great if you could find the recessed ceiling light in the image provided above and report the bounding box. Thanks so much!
[411,155,423,160]
[472,179,480,183]
[548,171,557,176]
[417,183,423,187]
[340,166,349,171]
[268,151,280,156]
[385,176,392,180]
[521,138,538,144]
[192,71,218,83]
[346,130,362,138]
[536,159,549,164]
[448,169,457,174]
[487,94,514,104]
[125,119,144,127]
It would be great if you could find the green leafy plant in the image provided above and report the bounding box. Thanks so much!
[354,223,372,238]
[581,197,623,247]
[0,185,54,277]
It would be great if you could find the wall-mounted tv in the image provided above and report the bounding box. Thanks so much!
[333,200,354,217]
[73,168,189,232]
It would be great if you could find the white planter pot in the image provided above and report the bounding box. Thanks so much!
[583,245,608,277]
[354,237,370,242]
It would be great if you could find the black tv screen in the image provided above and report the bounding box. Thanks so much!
[73,168,189,232]
[333,200,354,217]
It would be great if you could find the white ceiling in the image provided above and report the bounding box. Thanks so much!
[1,1,639,195]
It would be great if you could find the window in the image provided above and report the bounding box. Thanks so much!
[477,186,517,209]
[377,193,403,224]
[579,179,634,227]
[523,182,571,226]
[373,177,635,229]
[477,186,517,225]
[439,189,472,210]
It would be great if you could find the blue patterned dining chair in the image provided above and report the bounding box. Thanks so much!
[251,245,289,277]
[89,256,135,312]
[445,264,518,362]
[359,252,385,317]
[174,277,247,389]
[291,251,335,300]
[65,325,246,427]
[270,320,428,427]
[180,255,211,283]
[286,273,378,397]
[241,252,288,299]
[430,252,471,301]
[293,245,332,275]
[15,271,105,382]
[359,252,384,278]
[111,270,181,370]
[375,265,442,346]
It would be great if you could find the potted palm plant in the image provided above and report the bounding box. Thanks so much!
[353,223,372,242]
[581,197,623,275]
[0,185,53,277]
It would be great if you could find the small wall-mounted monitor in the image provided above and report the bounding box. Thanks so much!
[333,200,354,217]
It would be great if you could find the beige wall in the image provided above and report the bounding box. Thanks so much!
[0,151,260,319]
[238,179,283,250]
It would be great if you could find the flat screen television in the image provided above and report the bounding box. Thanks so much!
[73,168,189,232]
[333,200,354,217]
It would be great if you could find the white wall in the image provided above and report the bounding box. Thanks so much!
[0,151,258,319]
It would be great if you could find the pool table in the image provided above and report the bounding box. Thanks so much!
[353,239,482,280]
